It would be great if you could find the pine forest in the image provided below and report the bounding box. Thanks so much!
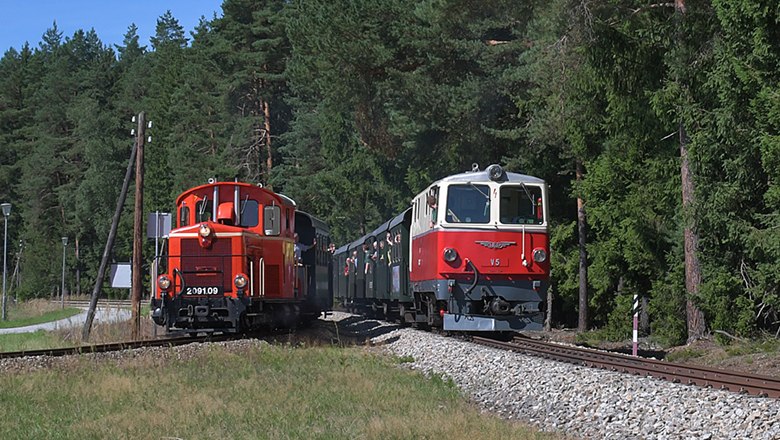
[0,0,778,345]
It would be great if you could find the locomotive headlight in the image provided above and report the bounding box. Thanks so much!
[443,247,458,263]
[157,275,172,291]
[532,248,547,263]
[488,164,503,181]
[199,223,212,238]
[234,273,248,289]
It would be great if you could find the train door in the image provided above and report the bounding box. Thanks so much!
[355,240,366,301]
[389,209,412,303]
[365,237,376,301]
[347,245,356,302]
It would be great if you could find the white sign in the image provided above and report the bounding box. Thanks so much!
[110,263,132,289]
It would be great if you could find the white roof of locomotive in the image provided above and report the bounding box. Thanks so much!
[432,164,545,186]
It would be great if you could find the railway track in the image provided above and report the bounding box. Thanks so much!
[0,333,240,360]
[0,319,326,360]
[472,335,780,398]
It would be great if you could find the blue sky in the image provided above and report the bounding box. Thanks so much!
[0,0,224,53]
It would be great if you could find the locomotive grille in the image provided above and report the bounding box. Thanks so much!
[179,238,233,291]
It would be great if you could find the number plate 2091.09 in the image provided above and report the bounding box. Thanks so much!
[184,286,222,295]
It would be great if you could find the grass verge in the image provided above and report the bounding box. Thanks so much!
[0,343,558,439]
[0,308,81,329]
[0,330,71,352]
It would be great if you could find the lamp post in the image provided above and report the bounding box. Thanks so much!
[61,236,68,309]
[1,202,11,321]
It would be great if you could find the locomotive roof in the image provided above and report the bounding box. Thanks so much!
[433,165,545,186]
[176,181,297,207]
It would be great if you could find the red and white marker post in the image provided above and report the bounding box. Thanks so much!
[632,293,639,356]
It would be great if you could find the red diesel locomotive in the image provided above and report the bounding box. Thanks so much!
[334,164,549,331]
[151,180,330,333]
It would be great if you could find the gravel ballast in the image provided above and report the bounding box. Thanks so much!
[4,314,779,439]
[327,313,780,440]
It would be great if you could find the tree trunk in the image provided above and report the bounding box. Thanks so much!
[576,159,589,332]
[263,98,272,181]
[680,122,706,342]
[640,295,650,334]
[545,283,553,331]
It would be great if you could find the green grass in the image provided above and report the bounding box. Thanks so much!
[665,348,705,363]
[724,337,780,357]
[0,343,558,440]
[0,331,70,352]
[0,308,81,329]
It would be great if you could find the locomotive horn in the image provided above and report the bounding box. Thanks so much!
[234,178,241,225]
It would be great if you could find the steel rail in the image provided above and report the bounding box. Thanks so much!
[0,334,239,360]
[472,336,780,399]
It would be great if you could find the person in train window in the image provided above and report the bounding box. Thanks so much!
[427,194,438,227]
[294,233,315,265]
[362,243,371,274]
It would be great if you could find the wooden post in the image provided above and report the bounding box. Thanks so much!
[131,112,146,340]
[82,123,139,341]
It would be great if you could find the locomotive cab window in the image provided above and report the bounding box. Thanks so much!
[445,184,491,224]
[239,199,259,227]
[195,199,212,223]
[264,205,281,235]
[500,185,544,224]
[179,205,190,227]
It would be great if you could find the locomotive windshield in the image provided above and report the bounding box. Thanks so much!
[445,184,491,223]
[195,199,212,222]
[239,199,259,227]
[500,185,544,224]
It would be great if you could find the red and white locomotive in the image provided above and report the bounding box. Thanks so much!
[334,164,549,331]
[151,179,331,334]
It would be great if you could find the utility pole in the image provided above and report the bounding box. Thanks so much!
[82,116,139,341]
[61,237,68,309]
[131,112,147,340]
[10,240,22,302]
[75,237,80,296]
